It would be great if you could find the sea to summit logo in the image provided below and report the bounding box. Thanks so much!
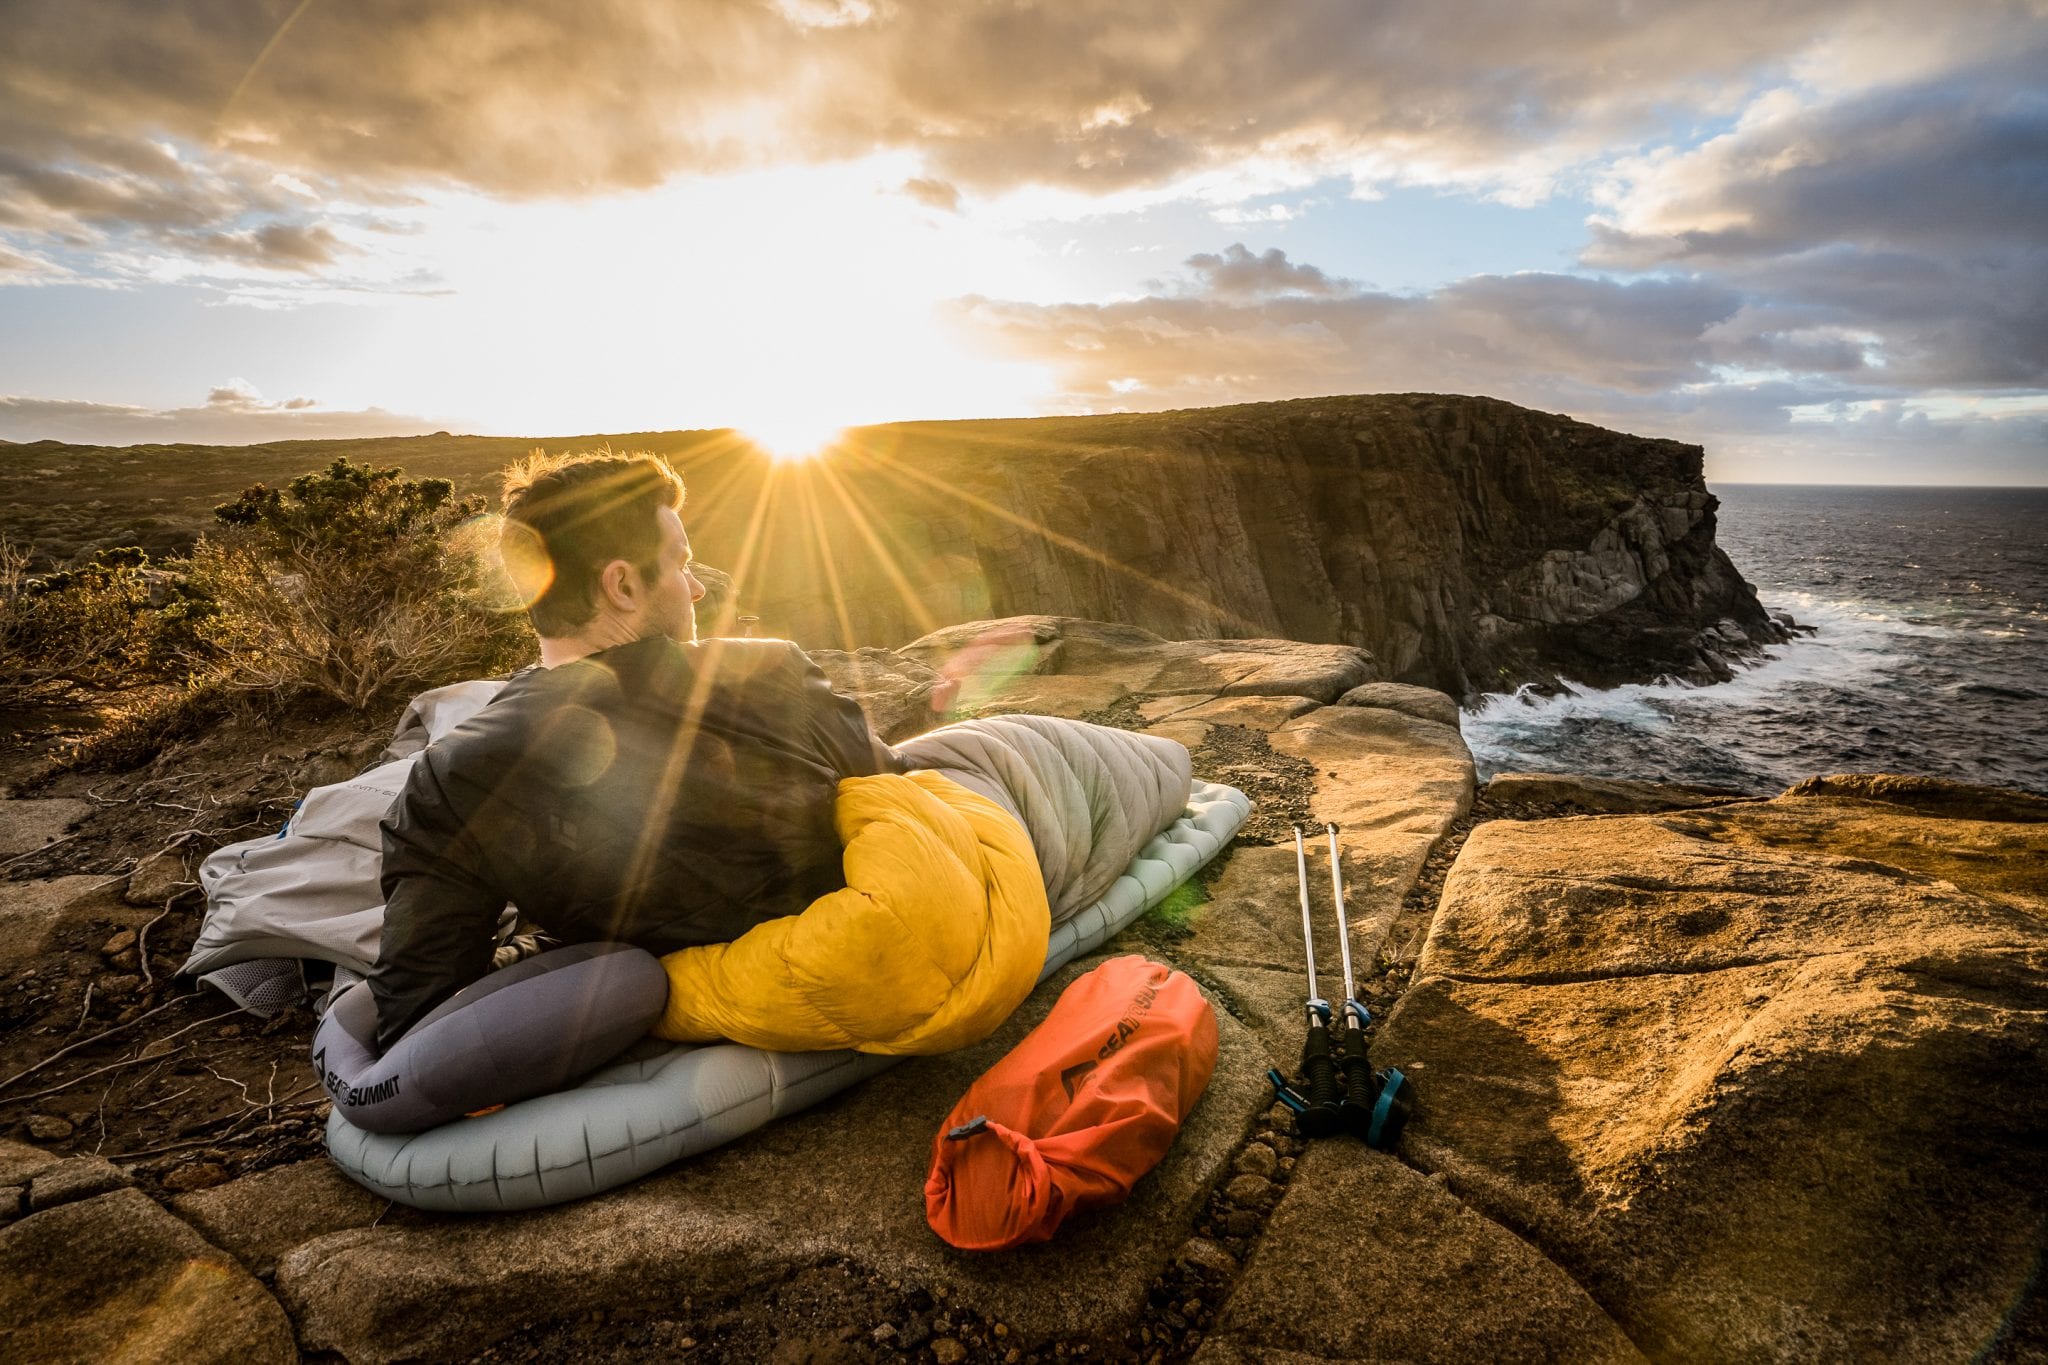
[347,1075,402,1107]
[1059,1060,1099,1099]
[1096,981,1161,1061]
[310,1044,401,1109]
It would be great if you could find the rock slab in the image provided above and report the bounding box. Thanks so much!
[1198,1145,1645,1364]
[0,874,111,968]
[0,797,90,858]
[1481,770,1751,813]
[0,1186,296,1363]
[1377,779,2048,1361]
[27,1155,131,1210]
[172,1157,393,1277]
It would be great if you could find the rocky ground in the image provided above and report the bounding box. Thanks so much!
[0,696,397,1193]
[2,616,2043,1363]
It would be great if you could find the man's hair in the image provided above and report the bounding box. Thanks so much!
[500,450,686,637]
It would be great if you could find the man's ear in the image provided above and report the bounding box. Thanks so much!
[595,558,639,614]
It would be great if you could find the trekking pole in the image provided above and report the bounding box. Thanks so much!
[1327,823,1413,1150]
[1267,825,1343,1137]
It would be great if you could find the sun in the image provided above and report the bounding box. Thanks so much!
[739,412,849,463]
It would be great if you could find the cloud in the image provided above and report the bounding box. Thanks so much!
[0,242,69,282]
[4,0,2032,214]
[4,0,2040,344]
[0,387,444,445]
[0,0,2039,486]
[954,266,1744,410]
[1589,54,2048,264]
[205,379,263,408]
[1706,400,2048,485]
[0,135,352,284]
[901,177,962,212]
[185,220,348,269]
[1183,244,1352,299]
[1211,203,1301,225]
[1580,50,2048,393]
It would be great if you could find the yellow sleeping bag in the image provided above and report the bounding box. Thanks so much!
[653,770,1051,1054]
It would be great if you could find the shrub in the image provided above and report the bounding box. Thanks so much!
[0,539,173,707]
[188,458,535,710]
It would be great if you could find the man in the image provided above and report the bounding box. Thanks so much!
[368,451,888,1051]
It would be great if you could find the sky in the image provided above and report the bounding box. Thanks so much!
[0,0,2043,484]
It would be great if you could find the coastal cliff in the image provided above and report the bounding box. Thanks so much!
[2,392,1785,698]
[681,393,1788,697]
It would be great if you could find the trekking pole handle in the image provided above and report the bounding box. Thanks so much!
[1338,1001,1377,1122]
[1297,1002,1343,1136]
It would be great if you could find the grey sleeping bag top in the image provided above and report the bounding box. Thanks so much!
[893,714,1193,923]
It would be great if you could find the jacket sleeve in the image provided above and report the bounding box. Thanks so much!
[790,643,897,778]
[369,755,504,1053]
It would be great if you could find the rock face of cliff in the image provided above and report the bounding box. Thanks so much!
[684,393,1786,698]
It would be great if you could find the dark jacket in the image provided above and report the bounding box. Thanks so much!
[370,636,887,1051]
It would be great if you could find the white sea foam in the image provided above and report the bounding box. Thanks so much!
[1460,591,1948,780]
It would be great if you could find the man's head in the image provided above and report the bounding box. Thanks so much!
[501,451,705,652]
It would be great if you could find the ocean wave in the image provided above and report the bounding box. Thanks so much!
[1467,592,1919,724]
[1460,589,1960,788]
[1948,681,2044,701]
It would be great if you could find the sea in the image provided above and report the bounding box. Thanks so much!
[1461,484,2048,795]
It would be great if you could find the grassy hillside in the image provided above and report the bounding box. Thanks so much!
[0,429,735,568]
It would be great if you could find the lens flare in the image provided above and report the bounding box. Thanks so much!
[937,624,1045,713]
[494,515,556,610]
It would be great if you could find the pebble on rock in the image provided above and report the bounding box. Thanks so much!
[162,1161,231,1193]
[1175,1237,1239,1276]
[1232,1143,1278,1178]
[932,1338,967,1364]
[122,849,189,908]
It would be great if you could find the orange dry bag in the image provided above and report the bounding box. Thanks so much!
[924,954,1218,1251]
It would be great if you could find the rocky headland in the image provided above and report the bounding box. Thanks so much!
[2,617,2041,1363]
[685,393,1793,697]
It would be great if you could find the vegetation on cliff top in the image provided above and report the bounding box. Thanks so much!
[2,459,535,760]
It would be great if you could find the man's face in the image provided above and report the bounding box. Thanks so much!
[632,505,706,643]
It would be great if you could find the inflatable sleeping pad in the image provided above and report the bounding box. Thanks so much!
[325,779,1249,1212]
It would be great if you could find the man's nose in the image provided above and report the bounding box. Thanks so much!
[687,573,706,601]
